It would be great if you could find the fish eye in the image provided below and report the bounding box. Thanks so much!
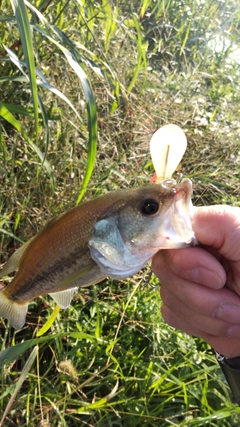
[141,198,159,216]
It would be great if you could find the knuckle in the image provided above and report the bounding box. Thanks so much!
[160,284,172,305]
[161,304,176,327]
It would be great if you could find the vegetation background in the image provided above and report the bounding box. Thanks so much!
[0,0,240,425]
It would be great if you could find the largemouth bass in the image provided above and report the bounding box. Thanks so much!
[0,178,197,329]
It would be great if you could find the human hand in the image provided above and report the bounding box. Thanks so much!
[152,205,240,358]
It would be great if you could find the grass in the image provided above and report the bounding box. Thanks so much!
[1,0,240,425]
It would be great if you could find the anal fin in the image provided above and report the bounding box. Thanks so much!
[49,287,78,309]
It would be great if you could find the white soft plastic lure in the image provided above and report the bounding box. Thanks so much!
[150,124,187,181]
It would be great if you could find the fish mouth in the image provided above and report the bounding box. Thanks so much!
[156,178,197,249]
[171,178,198,247]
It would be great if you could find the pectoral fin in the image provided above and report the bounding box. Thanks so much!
[0,238,34,278]
[51,263,95,293]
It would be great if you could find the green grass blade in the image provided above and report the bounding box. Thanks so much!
[0,75,27,83]
[186,409,239,425]
[38,81,82,122]
[127,13,147,94]
[59,48,97,204]
[37,94,49,160]
[36,305,61,337]
[0,102,33,116]
[0,346,38,427]
[5,43,85,123]
[0,336,56,367]
[77,380,119,412]
[0,229,24,244]
[5,44,83,121]
[0,102,55,188]
[140,0,152,18]
[0,333,100,367]
[27,2,116,83]
[111,80,120,113]
[11,0,39,142]
[71,64,97,204]
[102,2,118,54]
[93,288,101,339]
[4,44,27,77]
[180,15,193,56]
[18,4,98,200]
[0,15,15,23]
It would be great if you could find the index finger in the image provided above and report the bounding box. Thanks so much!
[152,246,226,290]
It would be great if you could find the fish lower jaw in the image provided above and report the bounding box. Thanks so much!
[161,235,197,249]
[155,212,196,250]
[89,245,151,280]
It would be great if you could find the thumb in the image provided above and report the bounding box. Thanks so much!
[193,205,240,262]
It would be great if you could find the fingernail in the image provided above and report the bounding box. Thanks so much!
[226,325,240,338]
[190,267,223,289]
[214,304,240,323]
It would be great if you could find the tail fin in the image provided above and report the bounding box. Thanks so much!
[0,290,28,329]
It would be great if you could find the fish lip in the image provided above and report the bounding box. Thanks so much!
[173,178,197,246]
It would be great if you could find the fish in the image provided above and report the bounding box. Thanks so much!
[0,178,197,329]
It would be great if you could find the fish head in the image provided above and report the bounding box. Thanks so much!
[89,178,197,279]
